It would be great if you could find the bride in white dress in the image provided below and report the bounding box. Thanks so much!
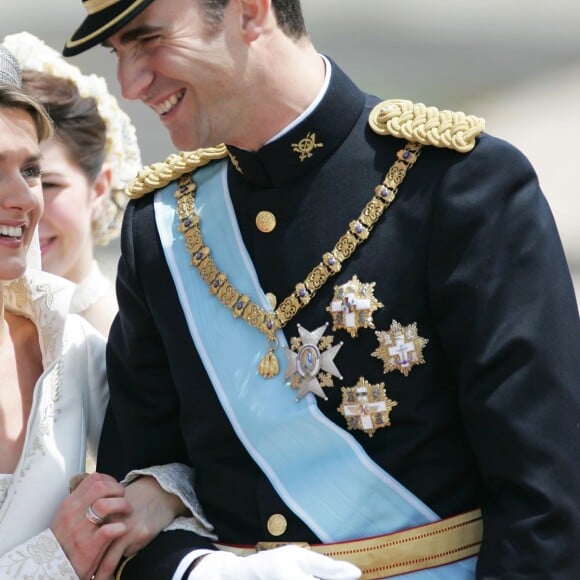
[0,48,213,580]
[3,32,143,337]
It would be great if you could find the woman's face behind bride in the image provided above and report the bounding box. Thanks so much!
[0,106,43,282]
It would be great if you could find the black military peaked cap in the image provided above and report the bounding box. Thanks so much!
[63,0,156,56]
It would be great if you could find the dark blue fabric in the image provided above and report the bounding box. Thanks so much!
[100,63,580,578]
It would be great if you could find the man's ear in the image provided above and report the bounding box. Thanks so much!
[239,0,270,42]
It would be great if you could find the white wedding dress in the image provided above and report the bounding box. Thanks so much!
[0,269,216,579]
[0,269,107,578]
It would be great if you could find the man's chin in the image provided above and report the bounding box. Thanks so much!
[172,135,213,153]
[168,131,198,152]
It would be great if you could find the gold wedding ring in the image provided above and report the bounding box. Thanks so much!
[85,504,105,526]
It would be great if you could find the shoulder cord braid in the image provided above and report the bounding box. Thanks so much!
[369,99,485,153]
[128,100,484,200]
[126,145,229,200]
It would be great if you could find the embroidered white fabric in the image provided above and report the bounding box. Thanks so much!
[122,463,217,540]
[0,529,78,579]
[0,475,11,508]
[0,270,106,578]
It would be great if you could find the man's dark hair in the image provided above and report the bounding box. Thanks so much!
[202,0,307,39]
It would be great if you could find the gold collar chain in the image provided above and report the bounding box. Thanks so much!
[175,142,422,379]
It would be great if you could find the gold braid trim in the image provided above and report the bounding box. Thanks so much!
[369,99,485,153]
[125,144,229,199]
[216,508,482,580]
[127,99,483,200]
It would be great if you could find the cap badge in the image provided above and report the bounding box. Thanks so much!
[327,275,383,338]
[372,320,429,376]
[338,377,398,437]
[291,132,324,162]
[284,323,343,401]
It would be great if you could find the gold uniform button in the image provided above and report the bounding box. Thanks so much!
[256,210,276,233]
[267,514,287,537]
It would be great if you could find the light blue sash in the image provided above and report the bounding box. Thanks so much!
[154,160,476,578]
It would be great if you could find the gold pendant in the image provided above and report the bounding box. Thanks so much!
[258,336,280,378]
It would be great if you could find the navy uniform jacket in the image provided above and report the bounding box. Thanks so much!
[98,63,580,578]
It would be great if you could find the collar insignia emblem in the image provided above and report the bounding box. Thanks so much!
[284,323,343,401]
[291,132,324,162]
[372,320,429,376]
[227,151,243,174]
[327,275,383,338]
[338,377,398,437]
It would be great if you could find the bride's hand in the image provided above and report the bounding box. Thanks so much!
[51,472,130,579]
[91,475,188,579]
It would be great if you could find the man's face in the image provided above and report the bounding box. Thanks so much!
[104,0,244,150]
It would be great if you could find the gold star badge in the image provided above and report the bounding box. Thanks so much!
[284,323,343,401]
[337,377,397,437]
[372,320,429,376]
[327,275,383,338]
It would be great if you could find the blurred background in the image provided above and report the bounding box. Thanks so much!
[2,0,579,303]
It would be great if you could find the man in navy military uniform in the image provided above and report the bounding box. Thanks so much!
[64,1,580,578]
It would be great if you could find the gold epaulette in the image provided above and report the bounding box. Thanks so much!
[369,99,485,153]
[125,144,229,199]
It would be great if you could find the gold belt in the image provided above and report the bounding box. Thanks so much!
[215,508,482,580]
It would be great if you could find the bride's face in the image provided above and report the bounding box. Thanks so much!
[0,107,43,282]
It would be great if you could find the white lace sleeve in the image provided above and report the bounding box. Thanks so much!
[0,528,78,579]
[122,463,217,540]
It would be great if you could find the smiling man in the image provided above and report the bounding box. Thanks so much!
[64,1,580,579]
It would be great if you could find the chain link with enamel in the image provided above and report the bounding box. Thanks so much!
[175,142,422,378]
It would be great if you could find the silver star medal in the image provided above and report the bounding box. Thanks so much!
[284,323,344,401]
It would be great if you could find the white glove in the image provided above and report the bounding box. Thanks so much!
[188,545,361,580]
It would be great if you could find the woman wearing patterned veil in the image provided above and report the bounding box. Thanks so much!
[0,44,213,579]
[3,32,142,337]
